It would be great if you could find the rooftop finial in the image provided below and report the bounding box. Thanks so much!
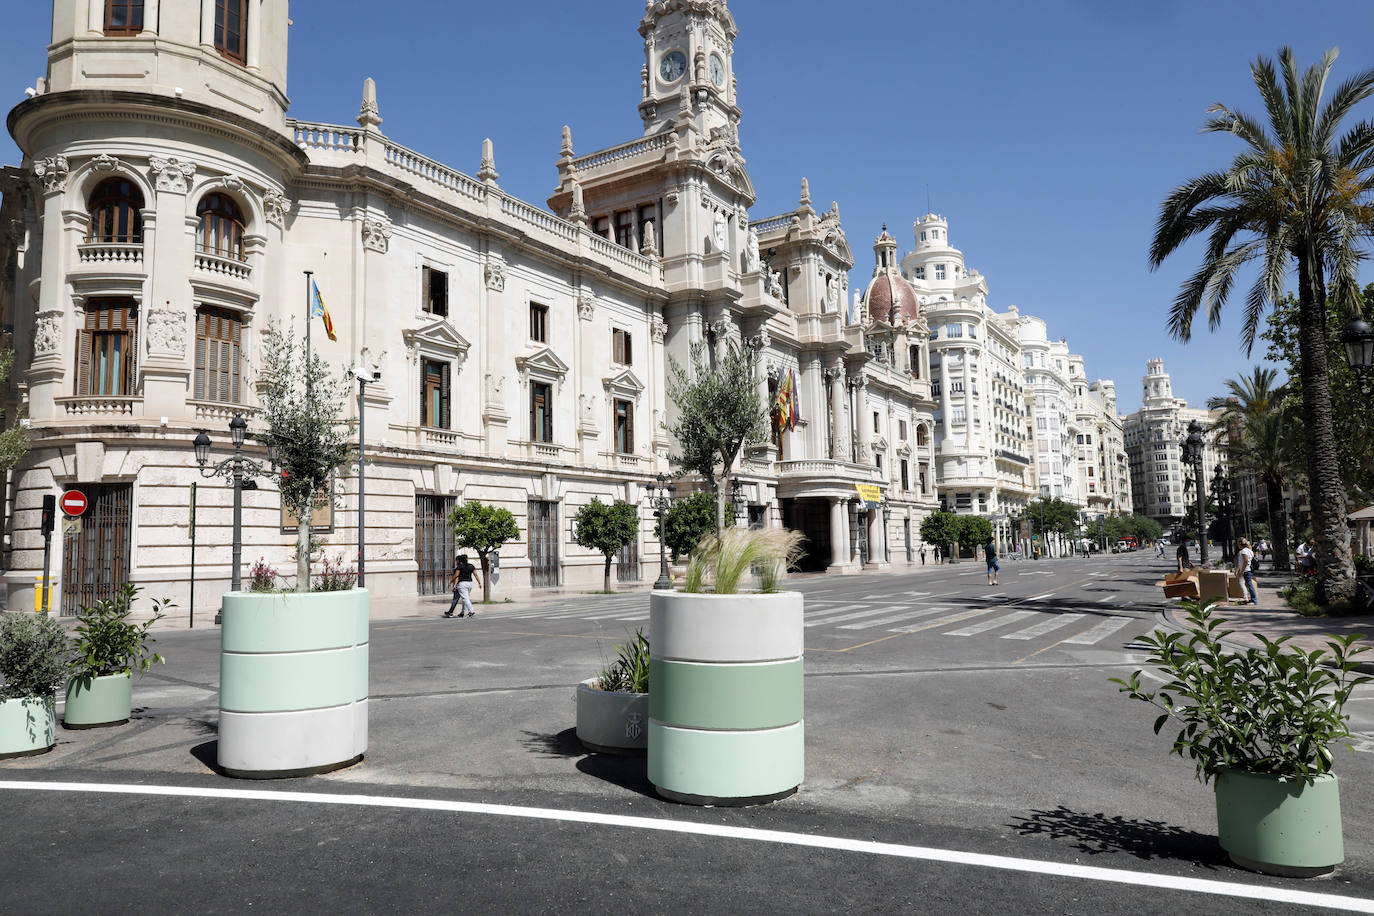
[357,77,382,129]
[478,138,499,186]
[800,177,811,207]
[560,125,574,159]
[641,221,658,259]
[569,177,587,227]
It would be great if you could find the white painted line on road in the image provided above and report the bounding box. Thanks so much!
[837,607,957,630]
[1062,617,1131,645]
[943,611,1036,637]
[805,606,916,627]
[1003,613,1086,641]
[1025,592,1057,602]
[2,782,1367,913]
[888,608,998,633]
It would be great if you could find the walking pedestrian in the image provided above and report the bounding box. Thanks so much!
[444,553,482,618]
[934,545,942,564]
[920,546,927,566]
[1157,542,1166,559]
[984,538,1000,586]
[1176,540,1192,574]
[1236,537,1258,605]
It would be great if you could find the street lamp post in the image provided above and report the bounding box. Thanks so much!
[648,474,675,590]
[1211,464,1234,564]
[731,477,748,524]
[880,497,891,563]
[353,365,381,587]
[194,414,272,621]
[1182,420,1209,566]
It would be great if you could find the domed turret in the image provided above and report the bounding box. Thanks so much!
[863,224,919,323]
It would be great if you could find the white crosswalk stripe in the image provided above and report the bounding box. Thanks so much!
[1002,613,1086,640]
[944,610,1036,637]
[806,605,921,627]
[1062,616,1131,645]
[888,608,996,632]
[838,606,956,630]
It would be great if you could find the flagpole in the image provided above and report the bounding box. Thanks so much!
[304,269,313,368]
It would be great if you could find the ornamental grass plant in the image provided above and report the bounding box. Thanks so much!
[683,527,805,594]
[594,629,650,694]
[1111,598,1370,785]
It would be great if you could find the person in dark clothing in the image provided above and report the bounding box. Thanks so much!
[1176,541,1192,573]
[984,539,1000,585]
[445,554,482,618]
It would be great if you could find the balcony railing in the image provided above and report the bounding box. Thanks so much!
[195,249,251,283]
[77,241,144,267]
[190,400,257,423]
[56,396,140,417]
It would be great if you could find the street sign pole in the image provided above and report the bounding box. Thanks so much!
[189,482,197,629]
[39,494,55,615]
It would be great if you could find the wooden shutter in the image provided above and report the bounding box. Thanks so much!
[76,329,93,396]
[529,385,536,440]
[194,311,207,400]
[125,305,138,394]
[440,361,451,429]
[421,266,431,313]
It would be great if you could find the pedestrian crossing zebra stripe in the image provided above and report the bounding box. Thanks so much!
[887,608,997,633]
[944,610,1036,637]
[1062,617,1131,645]
[805,605,923,627]
[837,606,956,630]
[1002,613,1086,641]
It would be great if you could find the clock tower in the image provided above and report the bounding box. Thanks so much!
[638,0,740,139]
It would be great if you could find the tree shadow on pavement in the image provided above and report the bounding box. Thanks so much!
[1009,806,1223,867]
[521,728,657,798]
[520,727,585,759]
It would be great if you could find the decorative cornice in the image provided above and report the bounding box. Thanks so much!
[148,156,196,193]
[32,156,68,194]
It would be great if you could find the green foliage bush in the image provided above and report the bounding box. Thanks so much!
[0,613,71,699]
[70,583,169,679]
[312,554,357,592]
[594,629,650,694]
[659,490,720,561]
[450,500,520,602]
[574,498,640,591]
[1111,598,1370,784]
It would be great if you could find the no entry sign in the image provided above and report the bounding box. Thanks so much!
[59,489,88,517]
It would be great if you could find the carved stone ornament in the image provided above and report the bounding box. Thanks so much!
[743,228,760,273]
[484,259,506,292]
[650,315,667,343]
[485,372,506,404]
[33,310,63,356]
[263,190,291,228]
[746,329,770,351]
[765,266,783,300]
[823,366,843,384]
[577,296,595,321]
[32,157,69,194]
[361,215,393,253]
[149,156,196,194]
[847,372,868,390]
[146,308,187,357]
[712,209,728,253]
[708,318,731,341]
[90,154,120,173]
[218,175,246,193]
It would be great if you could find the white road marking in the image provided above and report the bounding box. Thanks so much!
[1062,617,1132,645]
[1025,592,1057,601]
[1,782,1367,912]
[944,611,1036,637]
[1003,613,1086,641]
[889,608,998,633]
[806,606,916,627]
[838,607,956,630]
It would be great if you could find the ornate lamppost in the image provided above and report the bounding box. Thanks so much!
[194,414,273,619]
[1211,464,1234,563]
[880,496,892,563]
[1341,316,1374,379]
[1182,420,1208,566]
[648,474,675,590]
[731,477,748,524]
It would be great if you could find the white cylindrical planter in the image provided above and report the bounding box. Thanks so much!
[648,590,804,805]
[576,679,649,754]
[64,672,133,728]
[218,588,369,778]
[0,697,58,758]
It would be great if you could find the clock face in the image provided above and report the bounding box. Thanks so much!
[709,54,726,87]
[660,50,687,83]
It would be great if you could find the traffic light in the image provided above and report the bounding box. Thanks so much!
[40,494,55,536]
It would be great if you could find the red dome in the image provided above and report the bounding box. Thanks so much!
[865,272,919,324]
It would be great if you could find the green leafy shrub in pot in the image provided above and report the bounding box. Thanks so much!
[1110,598,1370,784]
[594,629,649,694]
[71,583,170,679]
[0,613,71,699]
[683,527,805,594]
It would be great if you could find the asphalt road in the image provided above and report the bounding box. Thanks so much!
[4,552,1374,914]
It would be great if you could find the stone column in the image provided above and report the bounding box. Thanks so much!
[88,0,104,33]
[829,496,849,569]
[143,156,198,420]
[200,0,216,47]
[141,0,159,34]
[806,356,824,459]
[853,374,871,462]
[481,252,510,455]
[940,355,953,440]
[27,157,72,422]
[827,363,848,461]
[867,508,886,568]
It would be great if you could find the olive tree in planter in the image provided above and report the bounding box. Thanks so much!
[65,583,170,729]
[649,527,806,806]
[1112,598,1371,876]
[574,498,640,592]
[0,613,70,758]
[217,323,364,779]
[576,629,649,755]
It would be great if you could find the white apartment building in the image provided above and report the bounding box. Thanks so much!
[1018,317,1081,508]
[1068,357,1132,517]
[0,0,940,617]
[898,214,1034,552]
[1123,359,1225,528]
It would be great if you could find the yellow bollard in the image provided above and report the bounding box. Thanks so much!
[33,576,56,613]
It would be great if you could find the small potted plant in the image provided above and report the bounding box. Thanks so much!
[1111,598,1370,876]
[65,583,170,729]
[649,526,805,806]
[576,629,649,754]
[0,612,71,757]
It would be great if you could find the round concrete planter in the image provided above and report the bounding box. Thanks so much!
[576,678,649,754]
[1216,769,1344,876]
[64,672,132,729]
[648,590,804,806]
[218,588,369,779]
[0,697,57,759]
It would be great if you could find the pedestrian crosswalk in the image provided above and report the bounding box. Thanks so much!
[492,594,1144,650]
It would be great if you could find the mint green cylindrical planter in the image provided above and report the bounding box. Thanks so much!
[64,672,133,728]
[0,697,57,758]
[648,590,804,806]
[218,588,369,779]
[1215,769,1344,877]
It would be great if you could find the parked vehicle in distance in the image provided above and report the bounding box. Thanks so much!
[1115,540,1132,553]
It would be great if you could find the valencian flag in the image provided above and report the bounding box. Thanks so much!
[775,368,799,434]
[310,277,337,342]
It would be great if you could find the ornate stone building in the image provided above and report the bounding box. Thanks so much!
[1123,359,1224,528]
[0,1,939,617]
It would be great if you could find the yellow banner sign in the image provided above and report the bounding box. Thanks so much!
[855,484,883,507]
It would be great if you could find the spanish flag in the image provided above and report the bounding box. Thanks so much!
[310,277,337,342]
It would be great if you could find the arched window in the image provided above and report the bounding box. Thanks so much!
[87,177,145,244]
[196,193,245,260]
[215,0,248,64]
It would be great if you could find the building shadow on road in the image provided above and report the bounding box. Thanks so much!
[1009,806,1222,866]
[521,728,657,798]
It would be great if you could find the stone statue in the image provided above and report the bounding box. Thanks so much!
[744,228,760,273]
[712,210,728,254]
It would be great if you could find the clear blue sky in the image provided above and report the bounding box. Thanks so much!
[4,1,1374,413]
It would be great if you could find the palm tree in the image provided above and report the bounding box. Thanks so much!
[1207,367,1298,571]
[1149,47,1374,605]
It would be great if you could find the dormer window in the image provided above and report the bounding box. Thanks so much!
[215,0,248,64]
[105,0,144,35]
